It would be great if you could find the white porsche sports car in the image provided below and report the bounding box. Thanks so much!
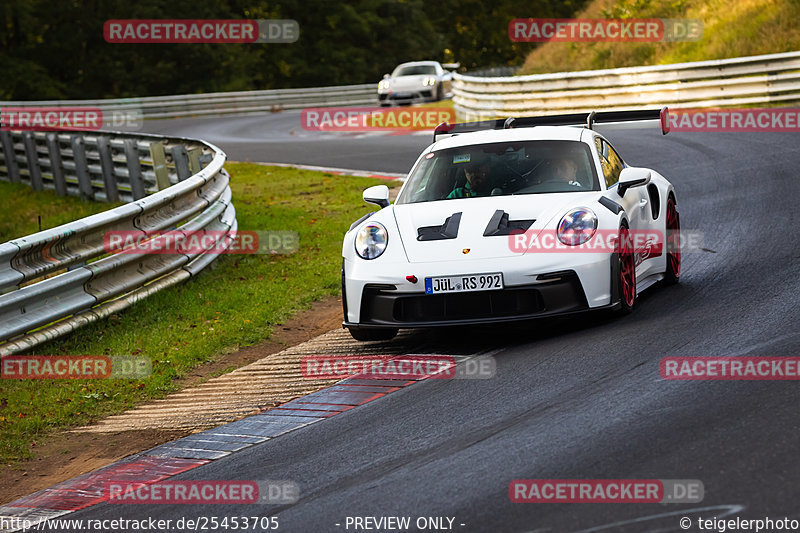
[342,109,680,341]
[377,61,455,106]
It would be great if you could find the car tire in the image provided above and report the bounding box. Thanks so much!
[663,195,681,285]
[614,222,636,315]
[435,84,444,101]
[347,326,398,342]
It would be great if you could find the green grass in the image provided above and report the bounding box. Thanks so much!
[0,164,400,463]
[416,98,455,110]
[519,0,800,75]
[0,182,121,242]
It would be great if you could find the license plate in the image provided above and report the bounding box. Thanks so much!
[424,273,504,295]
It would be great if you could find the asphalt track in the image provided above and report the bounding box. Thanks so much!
[131,111,429,172]
[74,114,800,531]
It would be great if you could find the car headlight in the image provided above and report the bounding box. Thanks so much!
[378,80,390,90]
[423,77,436,86]
[557,208,597,245]
[355,222,388,259]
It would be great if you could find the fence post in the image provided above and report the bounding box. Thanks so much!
[187,147,202,174]
[22,132,44,191]
[71,135,94,201]
[171,145,191,181]
[97,135,120,202]
[0,131,20,183]
[149,141,171,190]
[124,139,146,200]
[46,133,67,196]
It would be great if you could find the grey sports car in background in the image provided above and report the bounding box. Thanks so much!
[377,61,456,106]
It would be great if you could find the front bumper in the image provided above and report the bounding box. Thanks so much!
[378,90,436,105]
[343,253,615,328]
[349,273,590,328]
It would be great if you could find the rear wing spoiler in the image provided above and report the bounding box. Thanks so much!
[433,107,670,141]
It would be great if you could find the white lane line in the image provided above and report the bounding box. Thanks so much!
[244,161,406,181]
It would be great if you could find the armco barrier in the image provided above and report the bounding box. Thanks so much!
[453,50,800,119]
[0,83,377,120]
[0,130,235,355]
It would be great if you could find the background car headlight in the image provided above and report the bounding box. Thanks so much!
[355,222,388,259]
[557,208,597,245]
[423,77,436,86]
[378,80,390,90]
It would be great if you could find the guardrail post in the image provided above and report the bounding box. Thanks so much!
[0,131,20,183]
[46,133,67,196]
[71,135,94,201]
[149,141,171,190]
[96,135,119,202]
[124,139,146,200]
[171,145,191,181]
[22,132,44,191]
[187,148,202,174]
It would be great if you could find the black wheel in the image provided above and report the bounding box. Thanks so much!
[347,326,398,342]
[435,83,444,101]
[663,195,681,285]
[614,223,636,315]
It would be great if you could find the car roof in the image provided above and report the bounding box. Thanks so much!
[395,61,440,68]
[430,126,587,151]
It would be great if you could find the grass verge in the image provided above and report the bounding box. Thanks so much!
[0,182,121,242]
[0,164,400,463]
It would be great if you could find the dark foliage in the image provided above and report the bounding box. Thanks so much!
[0,0,587,99]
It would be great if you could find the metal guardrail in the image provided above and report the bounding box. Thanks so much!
[454,51,800,119]
[0,130,235,355]
[0,83,377,120]
[465,66,521,78]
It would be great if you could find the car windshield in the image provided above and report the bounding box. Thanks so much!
[396,140,600,205]
[393,65,437,76]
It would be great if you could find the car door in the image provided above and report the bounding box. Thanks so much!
[595,137,654,277]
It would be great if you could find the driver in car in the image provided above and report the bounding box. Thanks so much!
[547,156,582,187]
[447,158,492,198]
